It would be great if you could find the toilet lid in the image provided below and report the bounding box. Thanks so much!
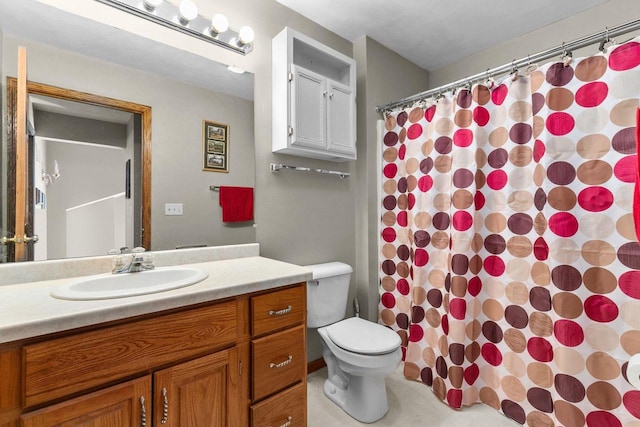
[326,317,401,355]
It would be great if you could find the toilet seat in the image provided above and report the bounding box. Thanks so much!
[325,317,401,355]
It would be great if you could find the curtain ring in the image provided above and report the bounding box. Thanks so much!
[525,54,537,75]
[484,69,494,89]
[560,42,572,67]
[511,59,519,81]
[599,27,613,52]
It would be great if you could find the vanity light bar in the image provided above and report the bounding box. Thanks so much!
[95,0,253,55]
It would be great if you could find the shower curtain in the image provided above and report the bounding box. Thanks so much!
[379,38,640,426]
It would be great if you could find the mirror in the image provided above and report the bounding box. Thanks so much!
[1,0,256,262]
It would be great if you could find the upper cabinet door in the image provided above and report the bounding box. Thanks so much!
[326,79,356,156]
[290,65,326,151]
[272,27,356,161]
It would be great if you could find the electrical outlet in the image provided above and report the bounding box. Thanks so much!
[165,203,183,216]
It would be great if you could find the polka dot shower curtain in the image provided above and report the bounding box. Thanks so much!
[380,38,640,426]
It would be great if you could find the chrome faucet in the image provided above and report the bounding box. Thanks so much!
[112,247,154,274]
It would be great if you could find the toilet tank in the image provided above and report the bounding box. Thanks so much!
[306,262,353,328]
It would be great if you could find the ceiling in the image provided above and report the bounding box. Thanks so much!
[275,0,609,71]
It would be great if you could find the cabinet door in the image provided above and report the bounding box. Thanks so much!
[326,79,356,156]
[290,65,326,150]
[154,348,243,427]
[21,376,150,427]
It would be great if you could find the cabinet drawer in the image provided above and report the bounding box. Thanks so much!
[23,300,239,407]
[251,285,305,337]
[251,382,306,427]
[252,325,306,401]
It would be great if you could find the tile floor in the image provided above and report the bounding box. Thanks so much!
[307,367,518,426]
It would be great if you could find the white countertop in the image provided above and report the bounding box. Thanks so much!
[0,255,312,344]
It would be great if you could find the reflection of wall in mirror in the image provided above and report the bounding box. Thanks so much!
[1,35,255,252]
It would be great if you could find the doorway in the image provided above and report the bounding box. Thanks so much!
[6,78,151,262]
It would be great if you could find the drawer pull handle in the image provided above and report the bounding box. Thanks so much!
[270,355,293,368]
[140,396,147,427]
[161,387,169,424]
[269,305,292,316]
[275,416,293,427]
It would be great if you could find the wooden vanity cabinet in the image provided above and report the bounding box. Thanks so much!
[0,283,307,427]
[21,348,243,427]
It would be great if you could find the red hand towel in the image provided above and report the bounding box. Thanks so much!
[219,186,254,223]
[634,108,640,242]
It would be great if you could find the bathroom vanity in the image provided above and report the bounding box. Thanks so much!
[0,244,310,426]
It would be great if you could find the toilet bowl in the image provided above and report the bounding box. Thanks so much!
[306,262,402,423]
[318,317,402,423]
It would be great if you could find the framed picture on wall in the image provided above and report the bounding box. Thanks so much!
[203,120,229,173]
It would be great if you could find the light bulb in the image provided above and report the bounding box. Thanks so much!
[238,26,254,45]
[178,0,198,24]
[143,0,163,11]
[210,13,229,35]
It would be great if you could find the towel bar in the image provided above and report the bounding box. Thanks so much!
[270,163,350,179]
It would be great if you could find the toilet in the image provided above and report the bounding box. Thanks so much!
[306,262,402,423]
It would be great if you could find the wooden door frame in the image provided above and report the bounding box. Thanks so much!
[6,78,152,259]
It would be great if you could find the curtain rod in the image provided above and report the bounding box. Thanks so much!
[376,19,640,113]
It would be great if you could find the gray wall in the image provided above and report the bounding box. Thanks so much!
[3,0,637,364]
[350,0,639,364]
[0,27,4,262]
[429,0,640,87]
[34,110,128,148]
[2,34,256,251]
[353,37,428,325]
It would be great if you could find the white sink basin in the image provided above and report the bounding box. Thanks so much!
[51,267,209,300]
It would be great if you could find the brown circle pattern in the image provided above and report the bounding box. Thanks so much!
[380,39,640,426]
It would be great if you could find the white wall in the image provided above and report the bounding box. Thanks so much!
[46,140,124,259]
[66,193,126,258]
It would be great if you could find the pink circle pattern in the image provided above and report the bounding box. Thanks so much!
[380,39,640,426]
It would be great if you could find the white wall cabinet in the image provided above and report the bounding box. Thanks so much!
[272,27,356,161]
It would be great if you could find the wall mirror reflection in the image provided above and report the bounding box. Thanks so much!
[1,0,256,263]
